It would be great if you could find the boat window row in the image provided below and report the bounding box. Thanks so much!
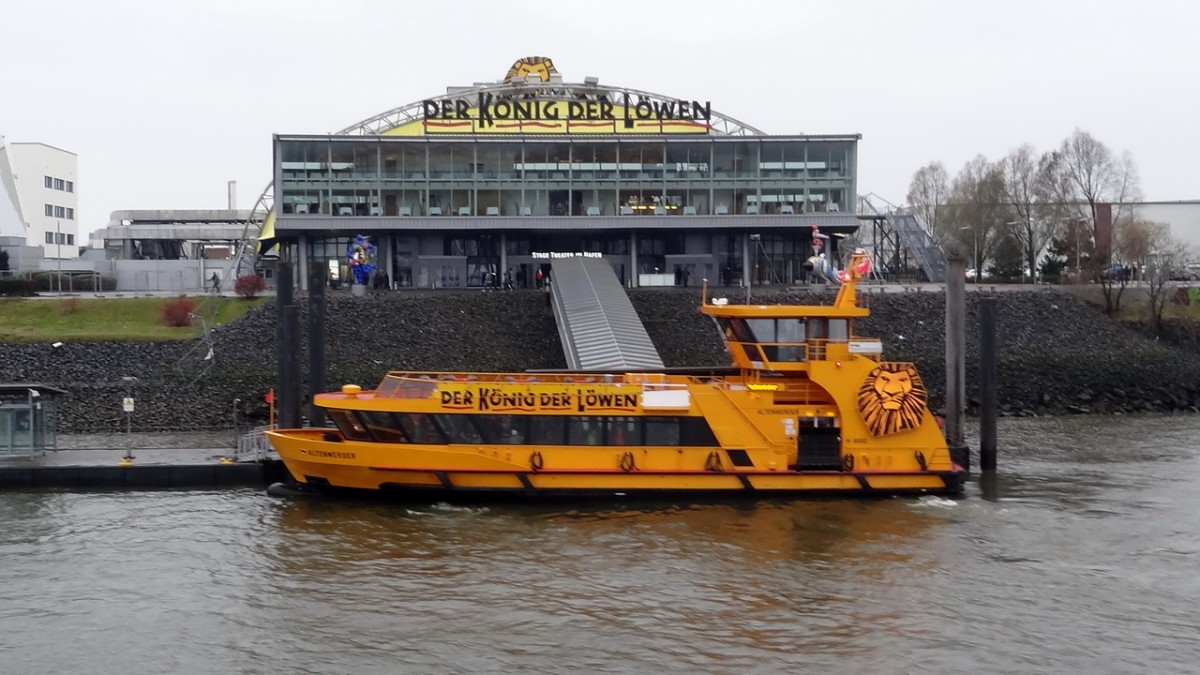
[326,411,720,447]
[717,317,851,362]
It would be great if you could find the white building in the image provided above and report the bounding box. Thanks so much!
[1132,201,1200,257]
[0,138,79,261]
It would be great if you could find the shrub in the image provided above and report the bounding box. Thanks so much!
[0,277,36,296]
[59,297,80,314]
[234,274,268,298]
[160,295,196,327]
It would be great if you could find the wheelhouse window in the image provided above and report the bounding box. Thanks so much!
[357,411,407,443]
[327,409,373,441]
[395,413,444,443]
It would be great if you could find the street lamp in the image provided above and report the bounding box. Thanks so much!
[56,219,62,294]
[959,226,979,282]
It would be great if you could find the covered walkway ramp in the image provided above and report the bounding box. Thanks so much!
[548,256,664,371]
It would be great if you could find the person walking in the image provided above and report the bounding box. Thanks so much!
[210,272,221,294]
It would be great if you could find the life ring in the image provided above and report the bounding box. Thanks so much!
[529,451,544,472]
[914,450,927,471]
[841,454,855,472]
[619,451,636,472]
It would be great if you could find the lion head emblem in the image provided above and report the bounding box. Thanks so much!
[857,362,928,436]
[504,56,557,83]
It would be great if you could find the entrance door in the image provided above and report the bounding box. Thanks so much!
[795,418,842,470]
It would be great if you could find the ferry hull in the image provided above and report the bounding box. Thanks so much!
[268,431,964,500]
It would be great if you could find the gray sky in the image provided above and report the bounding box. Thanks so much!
[4,0,1195,239]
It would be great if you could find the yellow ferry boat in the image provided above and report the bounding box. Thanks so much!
[267,251,965,498]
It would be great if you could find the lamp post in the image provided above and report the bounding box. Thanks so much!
[959,226,979,283]
[56,219,62,294]
[1080,222,1089,279]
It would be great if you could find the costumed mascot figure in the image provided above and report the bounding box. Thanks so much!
[346,234,377,286]
[803,225,840,283]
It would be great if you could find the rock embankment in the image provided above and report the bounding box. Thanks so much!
[1,288,1197,433]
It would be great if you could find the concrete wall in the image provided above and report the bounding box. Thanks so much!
[113,259,211,292]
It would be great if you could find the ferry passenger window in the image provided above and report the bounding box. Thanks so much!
[609,417,640,446]
[777,319,805,343]
[720,318,755,343]
[828,319,848,341]
[775,319,807,361]
[567,416,602,445]
[645,417,681,446]
[680,418,720,446]
[357,411,407,443]
[433,414,484,444]
[741,344,765,363]
[327,410,374,442]
[529,416,566,445]
[745,319,776,343]
[807,319,827,341]
[478,415,528,444]
[395,413,446,444]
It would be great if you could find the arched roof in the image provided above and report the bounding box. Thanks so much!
[335,80,765,136]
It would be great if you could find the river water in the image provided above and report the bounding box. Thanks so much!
[2,415,1198,674]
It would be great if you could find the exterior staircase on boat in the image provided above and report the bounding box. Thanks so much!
[548,256,665,371]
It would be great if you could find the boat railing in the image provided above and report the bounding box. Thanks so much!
[379,371,649,388]
[724,337,861,365]
[235,424,278,463]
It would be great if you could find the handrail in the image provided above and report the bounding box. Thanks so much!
[235,425,278,462]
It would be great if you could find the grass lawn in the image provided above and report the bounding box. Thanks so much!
[0,295,269,343]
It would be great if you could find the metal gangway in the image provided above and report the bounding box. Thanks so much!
[858,194,948,282]
[548,256,665,371]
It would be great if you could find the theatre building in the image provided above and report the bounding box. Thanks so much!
[264,57,862,290]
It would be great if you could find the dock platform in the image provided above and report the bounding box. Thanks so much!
[0,447,284,489]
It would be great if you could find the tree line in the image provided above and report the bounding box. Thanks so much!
[905,128,1191,316]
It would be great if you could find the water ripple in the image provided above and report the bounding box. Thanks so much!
[3,416,1200,673]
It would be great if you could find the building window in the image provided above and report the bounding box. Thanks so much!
[44,204,53,216]
[56,232,65,244]
[44,232,54,244]
[53,178,65,191]
[67,234,74,245]
[53,205,65,218]
[65,181,74,193]
[65,207,74,220]
[44,176,53,188]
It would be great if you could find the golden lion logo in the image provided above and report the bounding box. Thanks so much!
[857,362,928,437]
[504,56,557,83]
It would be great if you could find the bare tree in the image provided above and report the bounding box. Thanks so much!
[999,144,1057,282]
[1054,129,1143,312]
[1142,226,1188,335]
[906,161,949,237]
[944,155,1010,277]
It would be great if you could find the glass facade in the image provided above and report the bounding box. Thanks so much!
[277,133,858,289]
[277,136,856,217]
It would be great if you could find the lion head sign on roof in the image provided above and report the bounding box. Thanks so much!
[504,56,558,83]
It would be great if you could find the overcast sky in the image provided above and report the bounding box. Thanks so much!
[4,0,1195,238]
